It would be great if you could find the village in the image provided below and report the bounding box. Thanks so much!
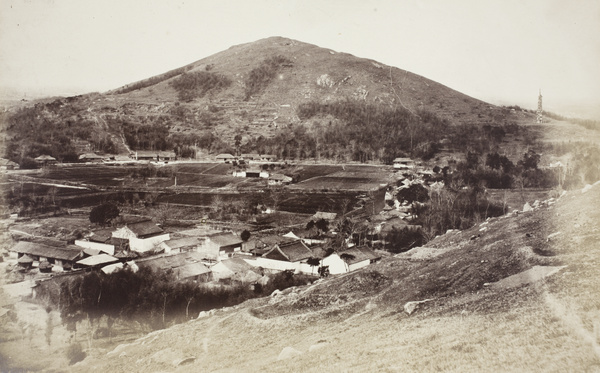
[2,153,436,302]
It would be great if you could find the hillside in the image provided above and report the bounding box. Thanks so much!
[63,183,600,372]
[2,36,541,165]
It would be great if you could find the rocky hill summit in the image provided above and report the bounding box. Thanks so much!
[70,183,600,372]
[4,36,534,165]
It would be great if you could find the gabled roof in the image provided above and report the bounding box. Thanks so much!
[89,230,113,243]
[11,241,82,261]
[136,252,209,280]
[336,246,381,265]
[133,150,176,158]
[208,233,243,247]
[0,158,18,167]
[162,237,202,249]
[257,235,297,247]
[76,254,118,267]
[35,155,56,161]
[241,153,260,159]
[79,153,104,160]
[269,173,292,181]
[312,212,337,221]
[216,153,236,159]
[126,221,164,238]
[218,257,256,273]
[264,240,313,262]
[176,262,211,279]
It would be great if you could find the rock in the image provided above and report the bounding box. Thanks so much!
[582,184,593,193]
[522,202,533,212]
[309,342,328,352]
[404,299,433,315]
[547,231,561,241]
[278,346,302,360]
[271,289,282,297]
[174,357,196,366]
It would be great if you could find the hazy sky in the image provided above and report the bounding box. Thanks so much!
[1,0,599,117]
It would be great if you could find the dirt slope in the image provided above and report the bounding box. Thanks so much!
[71,185,600,372]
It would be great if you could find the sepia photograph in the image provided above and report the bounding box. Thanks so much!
[0,0,599,371]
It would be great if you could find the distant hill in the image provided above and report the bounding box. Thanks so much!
[2,36,536,165]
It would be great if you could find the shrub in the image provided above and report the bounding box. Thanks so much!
[66,343,86,365]
[170,71,232,102]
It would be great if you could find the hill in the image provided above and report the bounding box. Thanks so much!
[60,182,600,372]
[2,36,541,165]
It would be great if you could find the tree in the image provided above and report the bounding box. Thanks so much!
[89,203,120,227]
[241,230,251,241]
[306,257,320,275]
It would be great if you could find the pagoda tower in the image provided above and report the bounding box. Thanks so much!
[536,89,543,123]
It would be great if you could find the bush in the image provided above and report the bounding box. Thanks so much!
[66,343,86,365]
[385,227,426,253]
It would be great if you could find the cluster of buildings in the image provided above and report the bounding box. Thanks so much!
[9,214,382,286]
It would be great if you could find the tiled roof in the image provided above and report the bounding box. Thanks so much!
[89,230,113,243]
[76,254,118,267]
[312,212,337,221]
[176,263,211,279]
[265,240,313,262]
[12,241,82,261]
[208,233,243,247]
[163,237,202,249]
[337,246,381,265]
[136,251,205,271]
[126,221,164,238]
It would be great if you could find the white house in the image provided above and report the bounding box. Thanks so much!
[160,237,203,254]
[321,246,381,275]
[393,158,415,170]
[196,233,243,261]
[112,221,170,253]
[250,240,319,275]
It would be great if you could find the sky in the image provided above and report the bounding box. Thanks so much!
[1,0,599,117]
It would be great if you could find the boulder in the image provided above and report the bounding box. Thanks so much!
[404,299,433,315]
[278,346,302,360]
[522,202,533,212]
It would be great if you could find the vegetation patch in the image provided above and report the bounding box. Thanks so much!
[170,71,232,102]
[244,55,293,100]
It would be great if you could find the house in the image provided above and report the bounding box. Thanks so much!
[232,169,269,178]
[0,158,19,171]
[245,234,297,255]
[263,240,315,263]
[268,173,292,185]
[197,232,244,261]
[160,236,203,254]
[249,240,319,274]
[34,155,57,166]
[75,232,129,256]
[321,246,381,275]
[259,154,276,161]
[10,241,83,271]
[111,220,170,253]
[240,153,260,161]
[130,150,176,162]
[311,211,337,222]
[216,154,236,163]
[210,257,262,283]
[136,252,212,282]
[78,153,104,162]
[75,253,119,269]
[393,157,415,170]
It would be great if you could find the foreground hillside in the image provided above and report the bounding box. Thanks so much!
[70,185,600,372]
